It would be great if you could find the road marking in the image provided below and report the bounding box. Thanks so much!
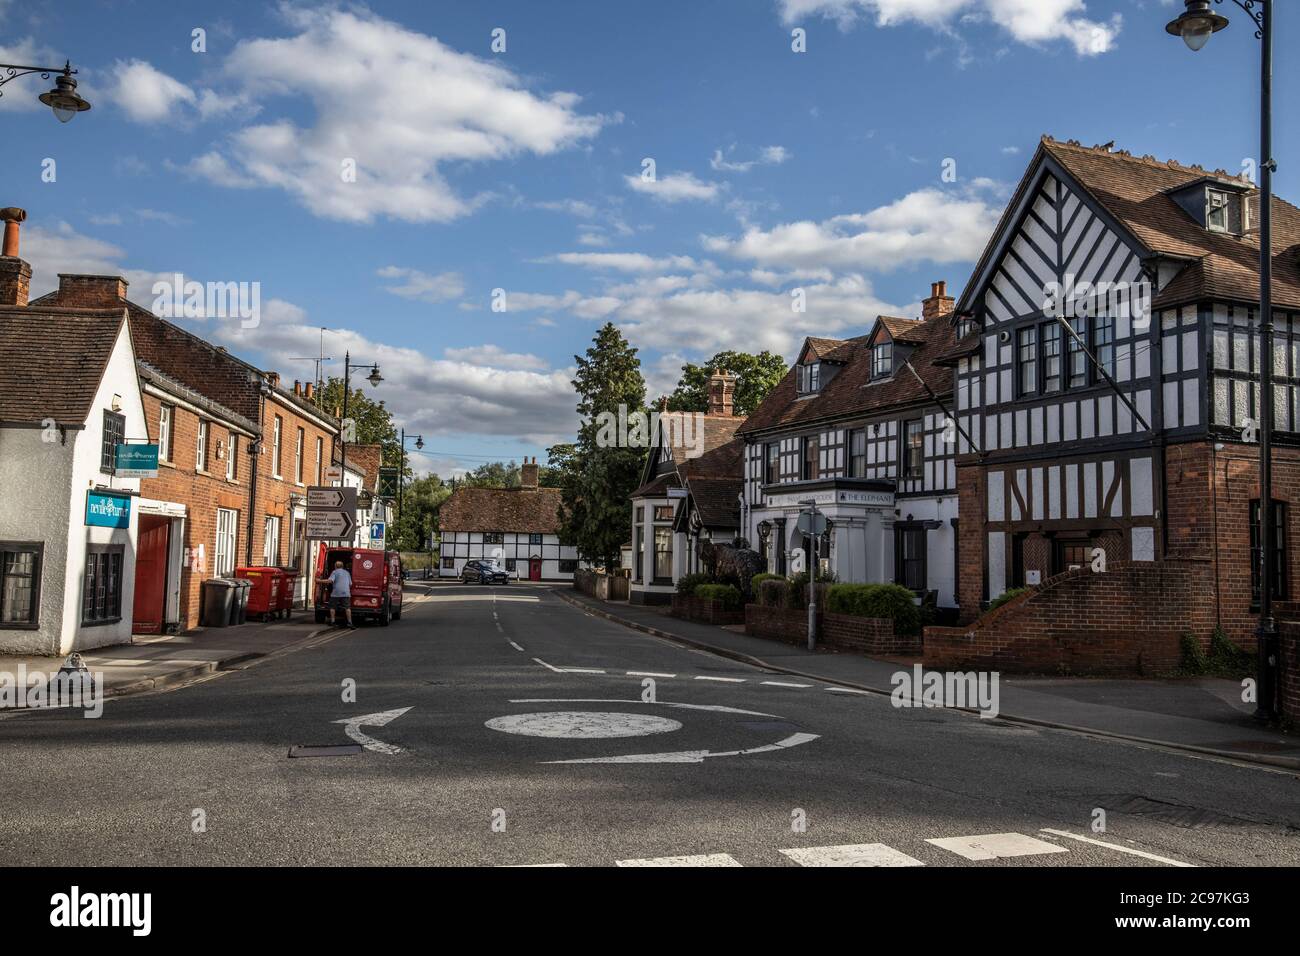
[925,832,1068,861]
[486,711,683,739]
[826,687,871,695]
[332,707,412,756]
[509,698,780,717]
[761,681,813,689]
[616,854,741,867]
[694,676,745,683]
[545,732,820,765]
[1039,829,1196,867]
[780,843,925,867]
[558,667,606,674]
[627,671,676,678]
[508,641,525,652]
[531,658,562,673]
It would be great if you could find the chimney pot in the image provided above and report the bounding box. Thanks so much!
[1,207,25,258]
[305,382,314,400]
[922,279,955,320]
[520,458,540,490]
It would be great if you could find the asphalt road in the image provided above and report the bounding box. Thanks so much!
[1,582,1297,867]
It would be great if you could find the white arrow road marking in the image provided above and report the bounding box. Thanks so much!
[1039,828,1196,867]
[333,707,412,755]
[543,732,820,765]
[508,698,780,718]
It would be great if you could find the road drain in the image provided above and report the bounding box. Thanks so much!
[288,744,363,758]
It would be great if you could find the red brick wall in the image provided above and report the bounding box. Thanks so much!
[671,595,744,626]
[744,605,914,656]
[923,559,1215,675]
[955,461,986,623]
[137,393,249,630]
[1279,622,1300,728]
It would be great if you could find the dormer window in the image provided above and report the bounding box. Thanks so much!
[797,362,821,395]
[872,341,893,379]
[1207,189,1230,233]
[956,317,975,340]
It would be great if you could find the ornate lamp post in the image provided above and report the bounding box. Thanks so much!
[0,61,91,122]
[339,351,382,543]
[397,428,424,524]
[1166,0,1279,721]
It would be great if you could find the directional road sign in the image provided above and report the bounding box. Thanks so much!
[305,510,356,540]
[307,486,356,511]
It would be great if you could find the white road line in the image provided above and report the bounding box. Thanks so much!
[780,843,925,867]
[531,657,563,673]
[508,641,525,652]
[761,680,813,689]
[616,853,741,867]
[694,676,745,683]
[1039,829,1196,867]
[826,687,871,695]
[627,671,676,678]
[558,667,606,674]
[926,832,1068,861]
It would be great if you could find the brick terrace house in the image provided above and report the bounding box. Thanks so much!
[438,459,578,581]
[629,372,747,605]
[738,284,960,613]
[933,136,1300,671]
[0,211,148,653]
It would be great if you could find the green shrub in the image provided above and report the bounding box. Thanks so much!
[1180,632,1209,674]
[694,583,742,609]
[751,572,783,594]
[676,572,711,596]
[787,569,837,610]
[1207,626,1252,677]
[987,587,1030,612]
[757,578,790,608]
[825,583,922,635]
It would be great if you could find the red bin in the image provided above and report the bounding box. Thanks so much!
[235,567,281,621]
[277,569,300,618]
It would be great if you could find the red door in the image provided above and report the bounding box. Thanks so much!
[529,557,542,581]
[132,516,170,634]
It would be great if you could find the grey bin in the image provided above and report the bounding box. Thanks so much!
[200,578,239,628]
[231,579,252,625]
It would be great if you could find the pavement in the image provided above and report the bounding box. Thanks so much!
[0,613,334,703]
[1,581,1297,867]
[556,588,1300,770]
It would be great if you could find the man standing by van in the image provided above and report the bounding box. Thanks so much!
[324,560,355,629]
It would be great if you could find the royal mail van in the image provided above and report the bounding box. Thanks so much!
[314,546,404,626]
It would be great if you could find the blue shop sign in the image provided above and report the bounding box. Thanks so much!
[86,491,132,529]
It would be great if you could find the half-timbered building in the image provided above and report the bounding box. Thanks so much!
[948,136,1300,645]
[738,284,961,613]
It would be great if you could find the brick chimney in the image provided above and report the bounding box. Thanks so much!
[304,382,315,401]
[922,280,954,320]
[0,208,31,307]
[266,371,280,390]
[707,370,737,417]
[520,456,540,490]
[54,274,129,307]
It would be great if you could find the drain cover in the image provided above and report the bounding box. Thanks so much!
[288,744,363,758]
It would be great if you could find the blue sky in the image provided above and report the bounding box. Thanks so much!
[2,0,1295,475]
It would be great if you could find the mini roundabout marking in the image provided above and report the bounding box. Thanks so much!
[485,698,820,764]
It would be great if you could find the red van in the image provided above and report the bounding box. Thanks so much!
[314,546,404,626]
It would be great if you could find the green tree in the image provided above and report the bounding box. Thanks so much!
[317,377,399,465]
[560,324,647,571]
[665,350,788,417]
[392,473,452,553]
[463,460,521,489]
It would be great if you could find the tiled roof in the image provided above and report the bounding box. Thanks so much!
[439,486,564,534]
[1041,137,1300,310]
[878,315,927,344]
[137,361,259,434]
[738,314,956,436]
[630,472,680,499]
[686,476,742,529]
[0,305,127,425]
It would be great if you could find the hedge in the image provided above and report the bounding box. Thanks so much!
[987,586,1029,612]
[757,578,790,608]
[694,583,742,609]
[676,572,711,596]
[824,583,921,635]
[751,572,784,595]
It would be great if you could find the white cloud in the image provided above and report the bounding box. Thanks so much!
[710,145,791,173]
[0,38,61,112]
[186,8,607,223]
[778,0,1121,56]
[625,171,722,203]
[443,344,548,371]
[106,59,197,123]
[377,266,465,304]
[543,251,707,273]
[701,182,1003,273]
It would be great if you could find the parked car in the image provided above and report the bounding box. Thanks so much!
[461,559,509,585]
[314,546,404,625]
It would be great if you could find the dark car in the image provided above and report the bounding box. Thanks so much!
[461,560,509,585]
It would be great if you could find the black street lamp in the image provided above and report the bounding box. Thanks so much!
[1166,0,1278,722]
[397,428,424,526]
[0,61,91,122]
[338,351,382,542]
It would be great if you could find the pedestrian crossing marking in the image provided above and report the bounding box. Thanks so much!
[616,853,742,867]
[926,832,1068,861]
[779,843,925,867]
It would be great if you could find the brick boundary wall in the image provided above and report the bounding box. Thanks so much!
[670,595,744,626]
[1280,622,1300,728]
[923,559,1215,675]
[744,604,911,656]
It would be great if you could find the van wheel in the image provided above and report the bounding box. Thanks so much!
[392,603,402,621]
[379,599,390,627]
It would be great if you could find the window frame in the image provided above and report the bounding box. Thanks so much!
[263,515,281,566]
[81,544,125,627]
[196,419,209,473]
[893,526,927,593]
[1067,316,1090,389]
[801,435,819,481]
[101,410,125,474]
[214,507,238,577]
[295,427,305,484]
[1016,325,1038,398]
[652,526,673,583]
[483,532,505,545]
[271,415,283,479]
[315,436,324,485]
[872,341,893,379]
[1250,498,1287,603]
[1041,321,1063,394]
[765,442,779,485]
[0,542,43,629]
[226,433,239,482]
[157,405,173,463]
[901,419,924,480]
[848,428,867,478]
